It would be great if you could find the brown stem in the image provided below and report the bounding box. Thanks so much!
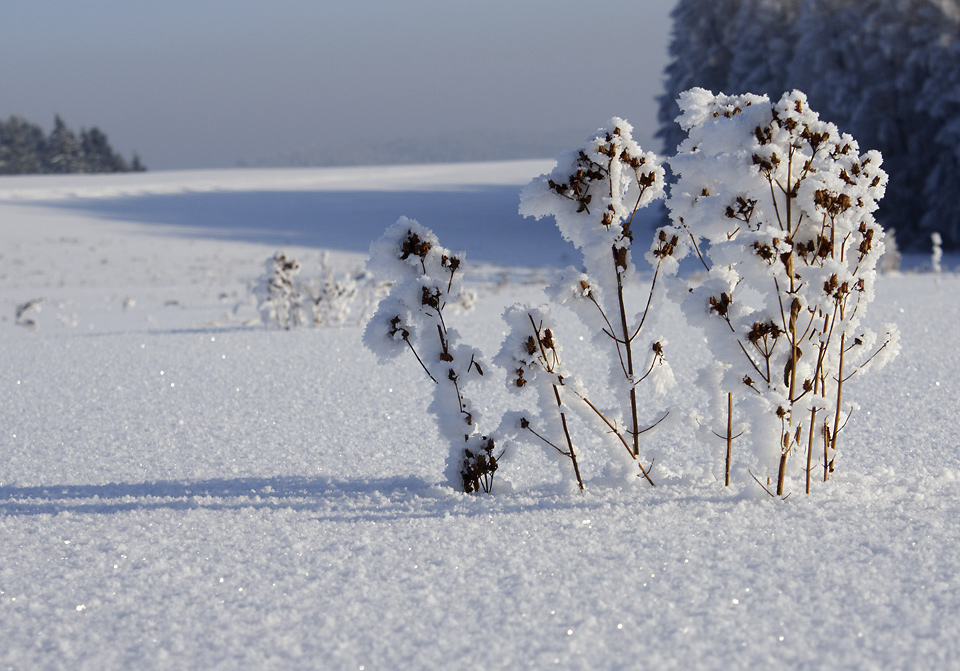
[404,336,437,383]
[805,406,817,495]
[828,333,847,480]
[823,420,831,483]
[613,247,640,458]
[554,385,584,491]
[776,450,788,497]
[725,392,733,487]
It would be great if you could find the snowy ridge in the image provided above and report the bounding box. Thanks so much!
[0,160,556,202]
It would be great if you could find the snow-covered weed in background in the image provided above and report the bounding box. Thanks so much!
[305,251,358,326]
[932,232,943,277]
[255,252,305,329]
[516,118,679,486]
[666,88,900,496]
[364,218,501,493]
[14,298,43,329]
[255,251,394,329]
[879,227,901,273]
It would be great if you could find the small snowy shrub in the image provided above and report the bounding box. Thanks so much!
[364,218,501,493]
[932,232,943,276]
[255,252,305,329]
[666,88,900,495]
[363,121,677,493]
[307,252,358,326]
[256,252,398,329]
[14,298,43,329]
[879,228,901,274]
[515,118,679,487]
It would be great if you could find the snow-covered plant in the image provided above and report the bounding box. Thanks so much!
[15,298,43,329]
[364,217,501,493]
[256,252,305,329]
[666,88,900,495]
[879,227,901,273]
[932,232,943,276]
[518,118,678,486]
[307,251,358,326]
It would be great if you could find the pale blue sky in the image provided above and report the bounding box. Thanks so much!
[1,1,676,170]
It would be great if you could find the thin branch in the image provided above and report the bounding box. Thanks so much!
[630,260,663,341]
[404,336,437,383]
[635,411,670,436]
[572,391,655,486]
[523,422,570,457]
[749,470,777,497]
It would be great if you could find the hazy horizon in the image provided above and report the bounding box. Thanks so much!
[1,1,676,170]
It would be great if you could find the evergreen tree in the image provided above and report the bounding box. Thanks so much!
[659,0,960,249]
[725,0,799,97]
[45,114,82,173]
[0,116,45,174]
[80,127,129,172]
[0,114,143,175]
[914,42,960,246]
[658,0,744,154]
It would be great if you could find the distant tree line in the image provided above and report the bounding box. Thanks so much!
[659,0,960,250]
[0,114,145,175]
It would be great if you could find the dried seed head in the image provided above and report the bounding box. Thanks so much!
[542,329,555,350]
[400,231,431,261]
[709,292,732,318]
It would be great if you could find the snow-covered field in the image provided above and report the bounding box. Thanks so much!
[0,163,958,670]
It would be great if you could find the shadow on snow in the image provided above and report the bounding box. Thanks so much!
[45,188,586,269]
[0,474,604,520]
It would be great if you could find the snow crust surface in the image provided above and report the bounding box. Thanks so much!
[0,165,958,670]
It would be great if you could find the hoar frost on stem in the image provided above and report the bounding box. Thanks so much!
[363,218,501,494]
[666,88,900,496]
[518,118,679,486]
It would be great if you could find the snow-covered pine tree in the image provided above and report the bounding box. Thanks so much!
[910,5,960,247]
[725,0,799,98]
[660,0,960,250]
[44,115,83,174]
[658,0,745,155]
[0,116,45,174]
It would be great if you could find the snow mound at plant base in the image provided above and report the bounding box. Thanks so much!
[0,165,958,670]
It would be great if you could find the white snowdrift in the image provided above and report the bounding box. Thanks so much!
[0,164,957,670]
